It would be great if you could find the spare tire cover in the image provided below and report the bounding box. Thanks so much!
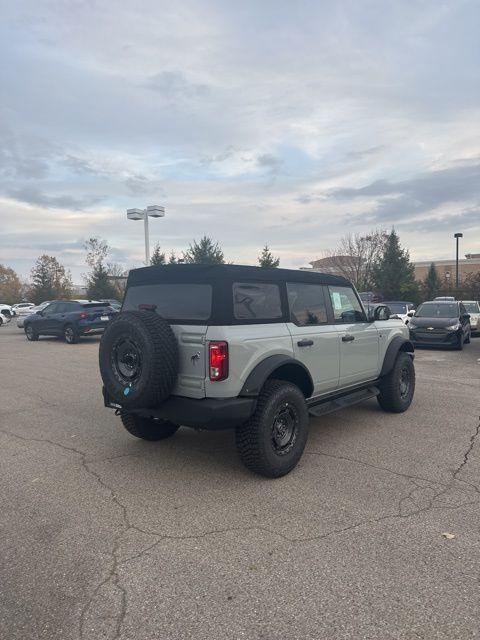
[99,310,178,409]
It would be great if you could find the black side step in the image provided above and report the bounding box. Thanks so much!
[308,386,379,418]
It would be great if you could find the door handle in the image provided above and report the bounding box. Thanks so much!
[342,335,355,342]
[297,339,314,347]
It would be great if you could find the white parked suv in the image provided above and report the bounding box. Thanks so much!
[99,265,415,477]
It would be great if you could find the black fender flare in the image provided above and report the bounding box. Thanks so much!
[240,355,314,397]
[380,336,415,377]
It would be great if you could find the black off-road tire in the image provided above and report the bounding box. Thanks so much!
[235,380,309,478]
[25,324,39,341]
[99,311,178,409]
[64,324,79,344]
[377,352,415,413]
[120,412,179,441]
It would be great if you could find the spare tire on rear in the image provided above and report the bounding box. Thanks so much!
[99,311,178,409]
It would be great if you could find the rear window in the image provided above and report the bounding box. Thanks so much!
[233,282,282,320]
[123,283,212,321]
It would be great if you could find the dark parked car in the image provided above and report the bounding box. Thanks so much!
[409,301,471,349]
[24,300,118,344]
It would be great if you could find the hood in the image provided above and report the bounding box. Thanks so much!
[410,316,458,328]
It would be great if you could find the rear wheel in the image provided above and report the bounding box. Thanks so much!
[235,380,309,478]
[377,352,415,413]
[25,324,39,341]
[120,412,179,441]
[64,324,79,344]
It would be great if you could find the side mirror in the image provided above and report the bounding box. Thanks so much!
[36,310,43,316]
[462,313,471,320]
[407,310,415,317]
[373,305,390,321]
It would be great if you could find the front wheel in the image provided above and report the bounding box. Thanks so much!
[64,324,79,344]
[25,324,39,341]
[377,352,415,413]
[235,380,309,478]
[120,412,179,441]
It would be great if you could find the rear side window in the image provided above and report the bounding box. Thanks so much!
[233,282,282,320]
[123,283,212,321]
[287,283,328,325]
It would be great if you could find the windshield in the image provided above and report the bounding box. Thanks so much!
[386,303,408,314]
[415,303,458,318]
[463,302,479,313]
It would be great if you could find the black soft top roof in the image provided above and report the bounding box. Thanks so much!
[127,264,350,287]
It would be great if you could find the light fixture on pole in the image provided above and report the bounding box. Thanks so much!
[127,205,165,266]
[453,232,463,288]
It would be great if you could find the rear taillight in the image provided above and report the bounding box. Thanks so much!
[209,341,228,381]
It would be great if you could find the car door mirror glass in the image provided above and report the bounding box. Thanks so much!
[374,305,390,321]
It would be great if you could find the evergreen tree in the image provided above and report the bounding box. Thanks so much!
[372,230,418,300]
[0,264,22,304]
[30,255,73,304]
[422,263,441,300]
[84,237,117,300]
[150,243,166,266]
[183,236,225,265]
[258,245,280,268]
[168,251,178,264]
[86,263,118,300]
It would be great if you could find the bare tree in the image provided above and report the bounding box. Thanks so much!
[322,229,388,290]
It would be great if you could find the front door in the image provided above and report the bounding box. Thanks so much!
[286,282,339,396]
[327,285,379,387]
[39,302,61,334]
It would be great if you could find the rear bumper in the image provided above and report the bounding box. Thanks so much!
[103,387,256,430]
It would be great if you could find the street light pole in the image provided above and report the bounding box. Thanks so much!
[454,232,463,288]
[127,205,165,266]
[144,212,150,265]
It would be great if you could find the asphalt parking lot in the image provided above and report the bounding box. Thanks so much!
[1,321,479,640]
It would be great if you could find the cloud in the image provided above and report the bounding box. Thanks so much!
[329,162,480,222]
[0,0,479,280]
[5,187,104,210]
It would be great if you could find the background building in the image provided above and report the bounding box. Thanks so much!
[413,254,480,284]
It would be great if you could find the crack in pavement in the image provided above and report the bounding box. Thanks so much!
[2,415,479,639]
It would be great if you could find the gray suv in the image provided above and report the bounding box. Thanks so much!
[99,264,415,477]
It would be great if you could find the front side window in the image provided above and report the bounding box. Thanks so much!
[287,283,328,325]
[123,284,212,321]
[233,282,282,320]
[328,286,365,323]
[43,303,59,316]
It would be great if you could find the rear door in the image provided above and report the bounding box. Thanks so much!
[286,282,339,395]
[327,285,380,386]
[122,282,212,398]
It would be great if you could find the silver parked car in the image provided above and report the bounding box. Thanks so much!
[17,301,51,328]
[461,301,480,334]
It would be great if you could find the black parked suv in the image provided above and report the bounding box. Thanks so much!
[24,300,117,343]
[408,300,471,349]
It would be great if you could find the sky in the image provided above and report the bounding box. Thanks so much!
[1,0,479,283]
